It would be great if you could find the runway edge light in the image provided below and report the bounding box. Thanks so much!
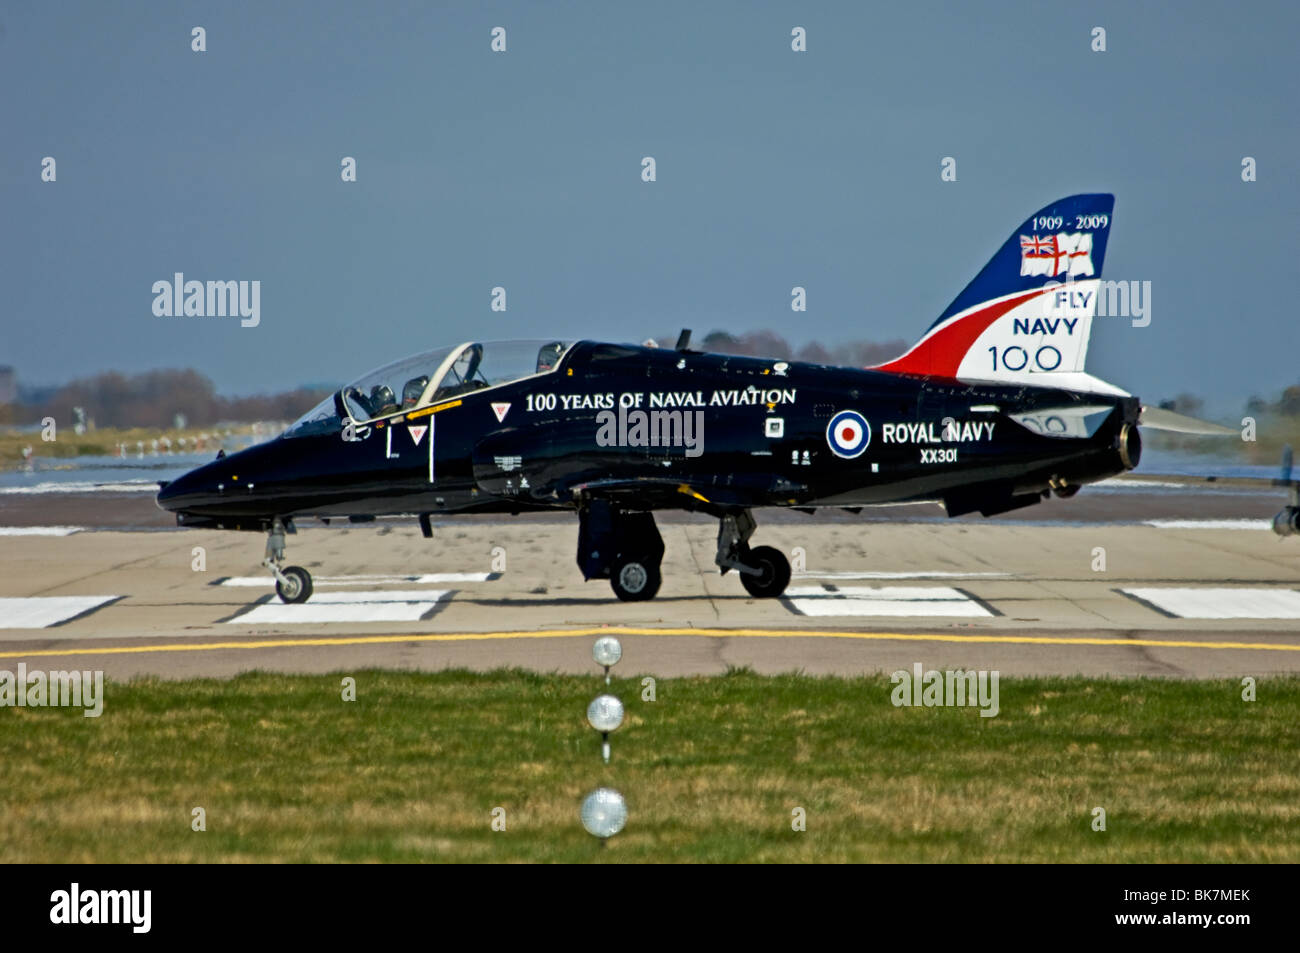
[580,788,628,840]
[593,635,622,684]
[582,637,628,844]
[587,694,625,736]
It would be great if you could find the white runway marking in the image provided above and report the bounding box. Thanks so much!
[784,585,993,618]
[0,596,120,628]
[1123,587,1300,619]
[217,573,493,587]
[794,571,1008,580]
[0,481,157,494]
[1095,478,1189,489]
[1143,519,1271,531]
[0,526,84,536]
[227,589,451,624]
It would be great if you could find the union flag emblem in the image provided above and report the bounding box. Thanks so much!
[1019,232,1094,278]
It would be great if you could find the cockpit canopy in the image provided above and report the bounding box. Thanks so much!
[283,339,574,438]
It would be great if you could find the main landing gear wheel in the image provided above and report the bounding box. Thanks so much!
[738,545,791,599]
[610,557,662,602]
[275,565,313,604]
[577,500,667,602]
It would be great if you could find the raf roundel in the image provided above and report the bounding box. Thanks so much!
[826,410,871,459]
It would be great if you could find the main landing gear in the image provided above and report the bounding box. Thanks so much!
[576,501,791,601]
[577,499,665,602]
[265,517,314,604]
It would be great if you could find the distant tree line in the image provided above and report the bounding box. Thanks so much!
[1162,386,1300,420]
[1248,384,1300,418]
[1156,393,1204,415]
[6,342,1300,432]
[0,369,332,429]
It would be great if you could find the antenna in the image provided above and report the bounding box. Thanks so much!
[675,328,692,351]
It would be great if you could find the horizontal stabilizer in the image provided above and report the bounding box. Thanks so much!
[1138,406,1235,436]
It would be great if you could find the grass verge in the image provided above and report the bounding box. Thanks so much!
[1,669,1296,862]
[0,426,259,467]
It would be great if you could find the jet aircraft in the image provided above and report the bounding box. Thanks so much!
[158,193,1258,603]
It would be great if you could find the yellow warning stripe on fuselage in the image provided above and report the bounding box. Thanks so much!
[405,399,462,421]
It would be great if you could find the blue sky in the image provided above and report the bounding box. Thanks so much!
[3,1,1296,410]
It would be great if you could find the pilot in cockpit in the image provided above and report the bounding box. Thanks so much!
[402,376,429,409]
[536,341,565,374]
[434,344,486,399]
[369,385,399,417]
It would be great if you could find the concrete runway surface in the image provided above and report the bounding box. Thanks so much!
[1,482,1298,680]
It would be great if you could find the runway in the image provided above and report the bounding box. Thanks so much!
[1,480,1298,680]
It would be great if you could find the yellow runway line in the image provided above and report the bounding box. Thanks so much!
[1,625,1299,659]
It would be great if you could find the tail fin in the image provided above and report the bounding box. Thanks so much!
[874,194,1126,394]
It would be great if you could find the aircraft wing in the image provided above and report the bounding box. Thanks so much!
[564,477,774,511]
[470,423,796,511]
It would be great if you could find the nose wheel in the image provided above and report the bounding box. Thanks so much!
[737,545,791,599]
[716,511,791,599]
[275,565,314,604]
[264,517,314,604]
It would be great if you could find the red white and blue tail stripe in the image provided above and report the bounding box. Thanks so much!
[874,194,1127,395]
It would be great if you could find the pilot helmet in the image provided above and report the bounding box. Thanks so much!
[402,376,429,406]
[369,384,396,411]
[537,342,564,373]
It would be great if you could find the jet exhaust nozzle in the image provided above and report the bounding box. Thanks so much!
[1117,423,1142,470]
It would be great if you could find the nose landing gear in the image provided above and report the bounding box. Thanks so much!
[264,517,314,604]
[715,510,791,599]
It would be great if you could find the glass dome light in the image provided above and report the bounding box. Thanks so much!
[580,788,628,838]
[586,694,625,733]
[592,636,622,667]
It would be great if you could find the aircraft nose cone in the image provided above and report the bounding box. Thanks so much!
[156,442,279,519]
[156,466,207,511]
